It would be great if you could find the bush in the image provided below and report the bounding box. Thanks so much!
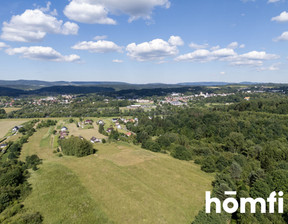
[171,145,193,161]
[18,212,43,224]
[26,155,42,169]
[59,136,94,157]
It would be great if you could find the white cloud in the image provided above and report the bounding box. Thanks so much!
[210,45,220,51]
[6,46,80,62]
[175,45,279,69]
[175,48,236,62]
[213,48,237,58]
[240,51,279,60]
[126,37,179,61]
[239,44,245,48]
[0,42,9,49]
[72,40,122,53]
[94,35,108,40]
[112,59,123,63]
[168,36,184,46]
[64,0,170,24]
[64,1,116,25]
[227,42,239,49]
[275,31,288,41]
[258,63,280,71]
[189,42,209,49]
[268,0,281,3]
[272,11,288,22]
[175,49,211,62]
[231,60,263,66]
[220,71,226,75]
[1,9,79,42]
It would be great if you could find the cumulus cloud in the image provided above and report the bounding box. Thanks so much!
[189,42,209,49]
[240,51,279,60]
[126,37,179,61]
[268,0,281,3]
[0,42,9,49]
[168,36,184,46]
[94,35,108,40]
[72,40,122,53]
[275,31,288,41]
[175,45,279,69]
[6,46,80,62]
[64,0,170,24]
[175,48,236,62]
[1,8,79,42]
[257,63,280,71]
[38,1,58,16]
[64,1,116,25]
[271,11,288,22]
[227,42,239,49]
[112,59,123,63]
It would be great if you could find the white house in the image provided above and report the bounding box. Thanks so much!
[61,126,68,132]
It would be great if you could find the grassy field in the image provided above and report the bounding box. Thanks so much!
[0,119,28,139]
[19,126,214,224]
[65,122,106,140]
[3,107,22,113]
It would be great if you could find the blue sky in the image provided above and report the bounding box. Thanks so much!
[0,0,287,83]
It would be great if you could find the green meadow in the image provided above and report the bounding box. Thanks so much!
[14,121,214,224]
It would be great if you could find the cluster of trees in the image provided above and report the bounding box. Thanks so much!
[229,98,288,114]
[0,109,6,118]
[0,120,43,223]
[36,120,57,129]
[0,158,43,224]
[7,120,38,160]
[59,136,95,157]
[127,100,288,223]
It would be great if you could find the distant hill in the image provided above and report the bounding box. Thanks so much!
[0,86,114,97]
[0,80,262,91]
[31,86,114,95]
[0,79,265,96]
[0,87,26,97]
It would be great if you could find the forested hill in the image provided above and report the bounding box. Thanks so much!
[0,85,212,97]
[31,86,114,95]
[0,87,26,97]
[0,86,115,96]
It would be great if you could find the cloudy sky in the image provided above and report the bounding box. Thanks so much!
[0,0,287,83]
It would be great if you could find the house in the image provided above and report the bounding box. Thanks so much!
[59,131,68,139]
[90,137,101,143]
[116,124,121,129]
[97,120,105,125]
[79,136,84,140]
[61,126,68,132]
[12,126,19,132]
[244,97,251,101]
[112,118,118,122]
[84,120,93,125]
[0,143,7,149]
[126,132,132,137]
[106,127,114,133]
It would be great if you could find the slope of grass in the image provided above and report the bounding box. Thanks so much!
[4,107,21,113]
[20,126,214,224]
[0,119,28,139]
[23,162,112,224]
[20,128,53,161]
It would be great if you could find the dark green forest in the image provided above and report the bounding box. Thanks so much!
[127,99,288,223]
[0,120,43,224]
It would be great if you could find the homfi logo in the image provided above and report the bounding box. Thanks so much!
[205,191,284,214]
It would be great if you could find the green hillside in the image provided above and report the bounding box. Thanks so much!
[19,127,213,224]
